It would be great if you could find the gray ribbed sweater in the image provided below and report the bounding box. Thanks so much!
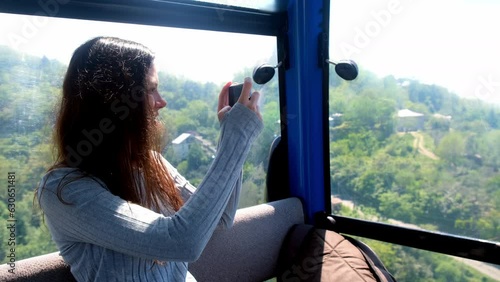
[38,103,263,281]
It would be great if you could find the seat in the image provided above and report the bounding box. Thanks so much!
[190,197,305,281]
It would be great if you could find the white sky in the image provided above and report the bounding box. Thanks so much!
[1,0,499,105]
[0,13,277,84]
[330,0,500,104]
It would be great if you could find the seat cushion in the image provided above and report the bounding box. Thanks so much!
[189,197,305,282]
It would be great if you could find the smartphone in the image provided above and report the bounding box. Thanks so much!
[228,83,243,107]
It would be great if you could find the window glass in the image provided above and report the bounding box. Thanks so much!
[329,0,499,280]
[0,13,278,263]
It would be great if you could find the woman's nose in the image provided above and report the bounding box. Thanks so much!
[156,95,167,109]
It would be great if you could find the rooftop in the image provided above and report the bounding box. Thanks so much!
[172,133,192,144]
[398,109,424,118]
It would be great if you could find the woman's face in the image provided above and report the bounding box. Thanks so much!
[146,63,167,117]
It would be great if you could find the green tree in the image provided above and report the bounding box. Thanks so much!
[478,130,500,171]
[436,132,466,166]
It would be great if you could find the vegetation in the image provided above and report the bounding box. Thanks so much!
[330,69,500,281]
[0,46,498,281]
[330,69,500,242]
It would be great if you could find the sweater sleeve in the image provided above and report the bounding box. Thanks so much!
[164,159,242,229]
[39,103,262,262]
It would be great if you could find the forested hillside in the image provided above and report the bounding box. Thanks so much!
[328,70,500,281]
[0,45,498,281]
[329,70,500,242]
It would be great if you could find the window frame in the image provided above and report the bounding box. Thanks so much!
[0,0,287,36]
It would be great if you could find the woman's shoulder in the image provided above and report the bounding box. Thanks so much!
[40,167,107,193]
[37,167,112,210]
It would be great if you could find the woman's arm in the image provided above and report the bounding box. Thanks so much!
[39,103,262,263]
[165,78,258,228]
[162,157,242,229]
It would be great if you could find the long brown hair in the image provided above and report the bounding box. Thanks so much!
[43,37,182,211]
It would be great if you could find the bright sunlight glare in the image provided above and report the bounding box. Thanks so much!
[1,0,499,104]
[330,0,500,104]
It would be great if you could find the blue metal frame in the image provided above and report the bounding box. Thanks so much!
[0,0,286,36]
[285,0,328,222]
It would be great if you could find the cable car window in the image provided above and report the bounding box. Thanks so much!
[329,0,500,280]
[0,12,278,263]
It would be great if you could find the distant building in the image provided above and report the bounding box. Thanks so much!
[172,133,194,160]
[396,109,425,132]
[429,113,452,131]
[329,113,343,127]
[171,132,217,161]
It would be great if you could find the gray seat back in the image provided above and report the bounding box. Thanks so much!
[190,197,305,281]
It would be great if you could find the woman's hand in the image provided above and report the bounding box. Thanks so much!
[217,77,262,122]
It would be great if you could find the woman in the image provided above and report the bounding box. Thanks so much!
[36,36,262,281]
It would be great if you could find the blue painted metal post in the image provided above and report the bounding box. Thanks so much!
[285,0,327,222]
